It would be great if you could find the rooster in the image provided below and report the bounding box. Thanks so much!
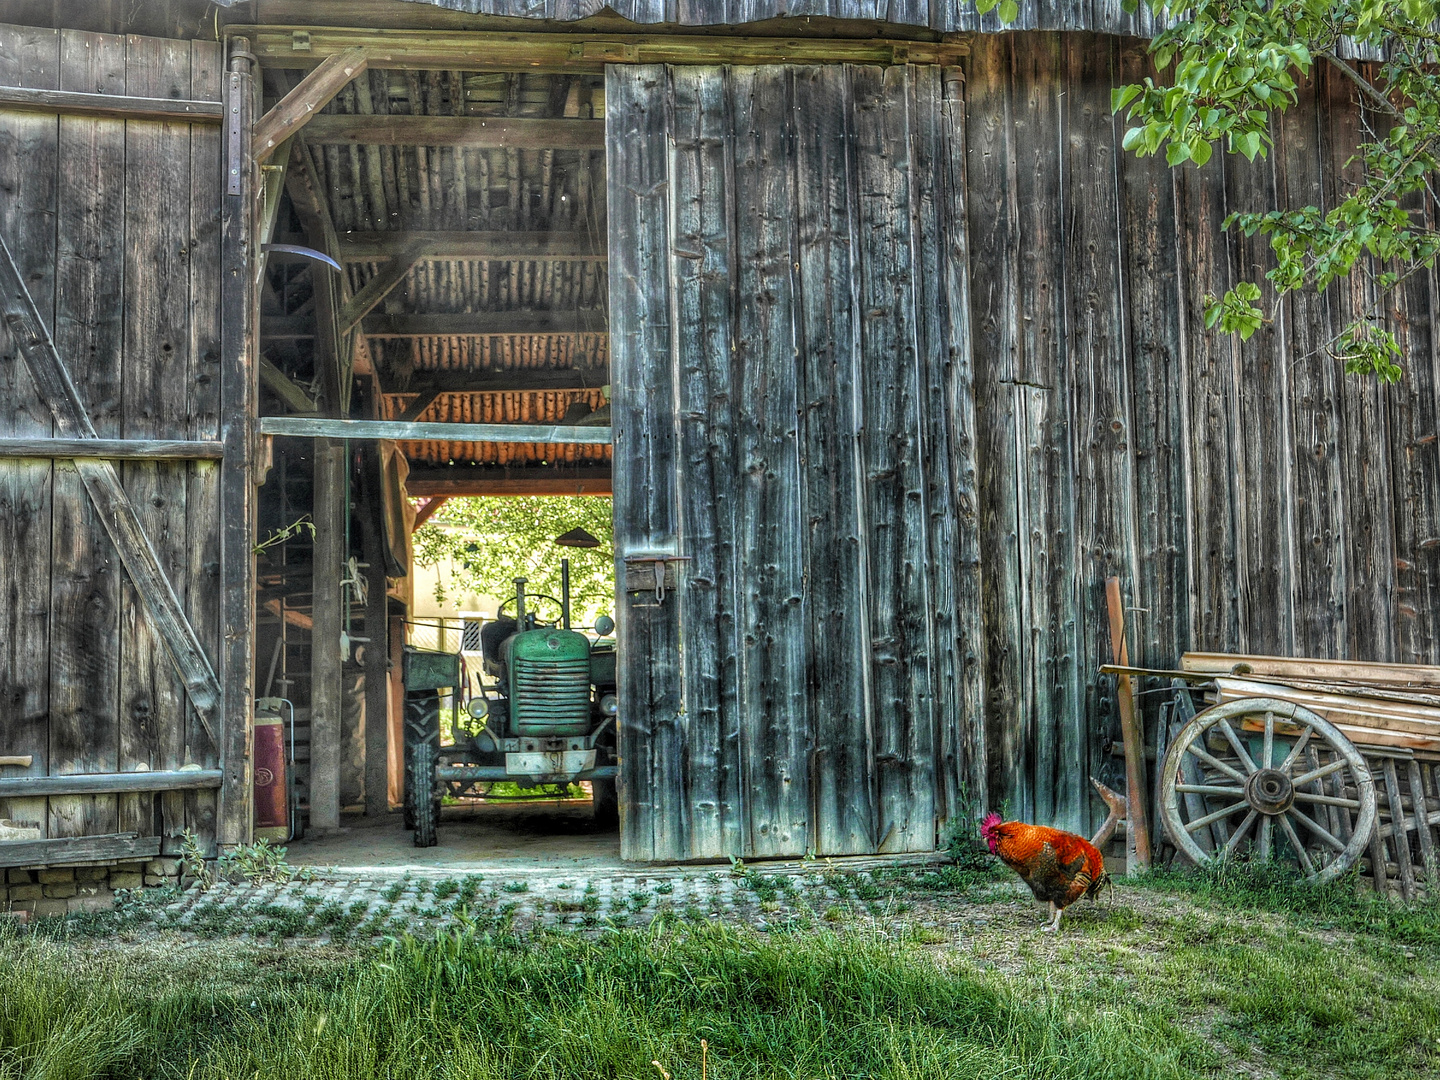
[980,778,1127,932]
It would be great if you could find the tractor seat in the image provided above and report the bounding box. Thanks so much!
[479,617,517,676]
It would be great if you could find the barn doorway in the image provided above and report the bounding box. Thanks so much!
[251,62,617,865]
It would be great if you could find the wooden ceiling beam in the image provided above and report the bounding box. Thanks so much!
[263,311,608,338]
[257,416,612,444]
[319,230,605,263]
[389,367,610,395]
[405,467,612,498]
[303,114,603,149]
[234,26,968,71]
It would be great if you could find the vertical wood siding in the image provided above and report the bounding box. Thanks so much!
[610,62,974,860]
[0,26,229,850]
[611,35,1440,860]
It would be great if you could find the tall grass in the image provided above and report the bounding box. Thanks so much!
[1129,859,1440,946]
[0,924,1202,1080]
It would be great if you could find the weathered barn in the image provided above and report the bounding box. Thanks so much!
[2,0,1438,878]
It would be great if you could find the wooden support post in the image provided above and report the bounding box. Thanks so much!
[309,437,346,833]
[218,39,259,848]
[253,46,368,163]
[1106,577,1152,871]
[361,446,391,818]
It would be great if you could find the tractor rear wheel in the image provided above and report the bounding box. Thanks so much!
[412,740,438,848]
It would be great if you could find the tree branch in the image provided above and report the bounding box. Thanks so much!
[1319,51,1404,119]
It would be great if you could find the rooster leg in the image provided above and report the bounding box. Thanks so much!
[1042,902,1062,933]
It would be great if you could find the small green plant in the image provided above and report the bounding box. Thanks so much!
[502,880,530,894]
[381,878,407,903]
[217,838,299,885]
[432,878,459,900]
[178,830,214,890]
[655,881,674,895]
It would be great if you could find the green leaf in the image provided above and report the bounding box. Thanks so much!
[997,0,1019,22]
[1165,139,1192,167]
[1111,84,1143,115]
[1121,126,1146,152]
[1189,138,1212,167]
[975,0,999,13]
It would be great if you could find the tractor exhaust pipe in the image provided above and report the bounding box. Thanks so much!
[514,577,527,627]
[561,558,571,630]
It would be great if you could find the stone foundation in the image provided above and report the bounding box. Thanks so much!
[1,859,183,919]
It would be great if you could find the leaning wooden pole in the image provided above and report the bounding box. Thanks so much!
[1105,577,1152,871]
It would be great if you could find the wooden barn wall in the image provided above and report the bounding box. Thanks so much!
[610,35,1440,862]
[373,0,1163,35]
[0,25,240,854]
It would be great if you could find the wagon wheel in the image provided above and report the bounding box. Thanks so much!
[1159,697,1377,883]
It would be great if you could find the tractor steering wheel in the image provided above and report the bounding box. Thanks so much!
[497,592,567,629]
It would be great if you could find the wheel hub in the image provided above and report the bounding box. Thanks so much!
[1245,767,1295,815]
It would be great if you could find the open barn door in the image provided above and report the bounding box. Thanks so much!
[0,24,255,868]
[607,63,984,862]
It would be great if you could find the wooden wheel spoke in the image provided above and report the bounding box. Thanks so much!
[1185,798,1251,833]
[1278,813,1317,876]
[1293,757,1348,788]
[1292,791,1360,810]
[1262,712,1275,770]
[1287,805,1347,852]
[1184,741,1248,784]
[1175,783,1246,798]
[1278,725,1315,773]
[1218,718,1259,773]
[1223,809,1259,857]
[1257,815,1274,860]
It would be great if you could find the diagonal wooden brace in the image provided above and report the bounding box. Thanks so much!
[0,230,222,745]
[253,46,369,163]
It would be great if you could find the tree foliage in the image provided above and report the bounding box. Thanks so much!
[412,496,616,626]
[979,0,1440,381]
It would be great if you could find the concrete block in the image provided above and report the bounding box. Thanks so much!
[33,898,70,918]
[112,862,144,875]
[68,894,114,913]
[146,858,181,877]
[144,874,166,887]
[37,868,75,885]
[75,867,109,883]
[6,868,33,884]
[75,883,102,897]
[8,884,42,901]
[43,882,78,899]
[0,909,30,925]
[109,872,143,890]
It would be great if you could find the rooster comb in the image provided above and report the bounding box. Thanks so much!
[980,812,1001,833]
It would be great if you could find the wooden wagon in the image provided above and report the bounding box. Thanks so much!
[1154,655,1440,899]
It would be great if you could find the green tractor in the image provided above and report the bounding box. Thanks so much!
[402,571,618,847]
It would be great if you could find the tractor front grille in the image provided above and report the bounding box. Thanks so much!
[512,656,591,732]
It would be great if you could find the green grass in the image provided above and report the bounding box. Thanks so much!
[1,924,1204,1080]
[2,863,1438,1080]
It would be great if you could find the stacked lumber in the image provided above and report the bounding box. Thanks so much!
[1179,653,1440,899]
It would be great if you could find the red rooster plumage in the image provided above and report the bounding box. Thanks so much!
[979,778,1126,932]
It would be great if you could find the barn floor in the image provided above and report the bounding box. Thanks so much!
[285,799,622,874]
